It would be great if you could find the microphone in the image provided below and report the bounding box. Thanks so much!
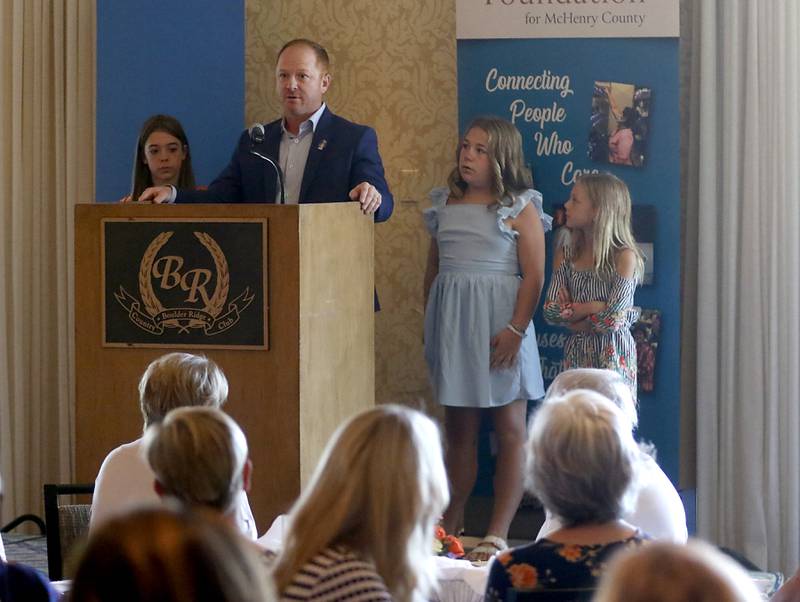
[248,123,285,204]
[249,123,265,144]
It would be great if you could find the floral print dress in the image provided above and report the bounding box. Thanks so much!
[543,248,639,397]
[484,534,647,601]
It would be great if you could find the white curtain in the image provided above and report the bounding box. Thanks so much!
[687,0,800,574]
[0,0,94,524]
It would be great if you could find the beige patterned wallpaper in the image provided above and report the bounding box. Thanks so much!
[245,0,457,409]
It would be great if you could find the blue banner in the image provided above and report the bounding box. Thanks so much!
[457,35,681,482]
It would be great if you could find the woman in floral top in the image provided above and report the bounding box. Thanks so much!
[484,390,648,602]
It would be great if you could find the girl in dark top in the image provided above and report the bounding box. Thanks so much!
[122,114,195,202]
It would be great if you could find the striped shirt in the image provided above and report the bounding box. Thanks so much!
[543,246,640,395]
[281,546,392,602]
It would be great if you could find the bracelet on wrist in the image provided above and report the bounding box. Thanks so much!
[506,323,525,338]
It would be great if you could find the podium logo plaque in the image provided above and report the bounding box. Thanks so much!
[103,219,268,349]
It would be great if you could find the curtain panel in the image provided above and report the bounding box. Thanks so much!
[0,0,94,523]
[687,0,800,574]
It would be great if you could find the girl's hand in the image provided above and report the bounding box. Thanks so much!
[490,328,523,370]
[584,301,607,315]
[556,286,575,319]
[567,319,592,333]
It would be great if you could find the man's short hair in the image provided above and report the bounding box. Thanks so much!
[138,353,228,428]
[276,38,330,71]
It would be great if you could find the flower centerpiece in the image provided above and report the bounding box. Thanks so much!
[433,525,465,558]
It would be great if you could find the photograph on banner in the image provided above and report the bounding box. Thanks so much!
[589,81,652,167]
[633,309,661,393]
[632,204,656,286]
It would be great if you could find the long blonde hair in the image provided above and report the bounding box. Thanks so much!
[569,172,644,281]
[271,405,449,602]
[447,116,532,207]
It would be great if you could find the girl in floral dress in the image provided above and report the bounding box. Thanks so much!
[543,173,643,397]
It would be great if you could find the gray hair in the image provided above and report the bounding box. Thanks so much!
[527,389,641,526]
[545,368,638,427]
[138,353,229,428]
[144,407,248,515]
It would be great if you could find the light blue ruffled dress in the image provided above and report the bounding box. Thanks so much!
[423,187,552,408]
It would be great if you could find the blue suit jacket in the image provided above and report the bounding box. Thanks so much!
[176,107,393,223]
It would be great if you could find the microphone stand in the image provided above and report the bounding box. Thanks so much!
[248,131,285,204]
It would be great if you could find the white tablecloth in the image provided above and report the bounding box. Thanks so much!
[431,556,488,602]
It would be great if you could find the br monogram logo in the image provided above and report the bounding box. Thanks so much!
[114,231,255,336]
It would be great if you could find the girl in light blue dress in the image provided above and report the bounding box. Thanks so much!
[423,116,551,561]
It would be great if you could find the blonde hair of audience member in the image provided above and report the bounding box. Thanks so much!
[138,352,228,429]
[145,406,250,516]
[70,507,272,602]
[546,368,638,428]
[595,540,762,602]
[528,389,640,526]
[272,404,449,602]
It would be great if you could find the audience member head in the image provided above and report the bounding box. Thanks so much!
[595,540,762,602]
[131,114,195,201]
[527,389,641,526]
[272,404,449,602]
[138,352,228,429]
[546,368,638,428]
[70,507,271,602]
[145,406,250,517]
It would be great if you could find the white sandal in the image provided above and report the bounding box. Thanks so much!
[465,534,508,564]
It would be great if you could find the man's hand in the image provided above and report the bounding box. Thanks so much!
[137,186,173,204]
[349,182,381,214]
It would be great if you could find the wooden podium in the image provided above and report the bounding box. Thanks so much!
[74,202,375,529]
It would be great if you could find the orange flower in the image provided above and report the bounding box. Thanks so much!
[434,525,446,540]
[497,551,513,566]
[508,563,538,589]
[558,544,583,562]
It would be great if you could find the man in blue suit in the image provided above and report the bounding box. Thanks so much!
[139,39,392,223]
